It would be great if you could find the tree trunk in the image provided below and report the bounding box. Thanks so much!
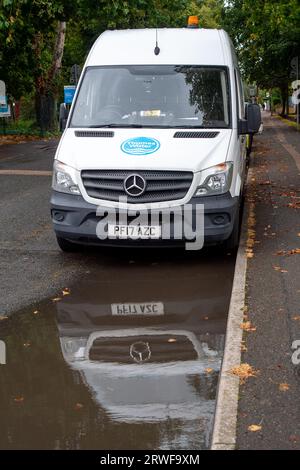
[35,93,55,132]
[47,21,66,86]
[280,84,288,117]
[35,21,66,132]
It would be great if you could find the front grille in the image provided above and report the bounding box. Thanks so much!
[89,334,198,364]
[173,131,219,138]
[81,169,193,203]
[75,130,114,138]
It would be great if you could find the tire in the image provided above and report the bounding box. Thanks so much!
[223,201,241,252]
[56,236,81,253]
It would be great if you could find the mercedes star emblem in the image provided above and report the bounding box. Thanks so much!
[124,174,146,197]
[130,341,151,363]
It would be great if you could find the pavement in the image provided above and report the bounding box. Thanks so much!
[236,113,300,449]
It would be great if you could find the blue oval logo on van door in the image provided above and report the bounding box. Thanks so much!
[121,137,160,155]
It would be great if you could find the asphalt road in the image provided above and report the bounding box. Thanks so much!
[0,139,237,317]
[0,139,93,315]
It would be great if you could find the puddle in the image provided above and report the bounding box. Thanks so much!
[0,249,235,449]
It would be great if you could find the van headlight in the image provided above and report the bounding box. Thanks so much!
[52,161,81,195]
[194,162,233,196]
[60,337,87,362]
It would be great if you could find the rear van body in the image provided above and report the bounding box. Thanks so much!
[51,28,258,250]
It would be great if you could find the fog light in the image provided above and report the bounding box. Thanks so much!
[213,215,226,225]
[53,211,65,222]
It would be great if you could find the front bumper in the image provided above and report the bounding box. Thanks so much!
[50,191,239,247]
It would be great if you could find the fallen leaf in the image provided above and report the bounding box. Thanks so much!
[74,403,83,410]
[248,424,262,432]
[276,248,300,256]
[290,248,300,255]
[229,363,258,383]
[52,297,62,303]
[273,266,288,273]
[23,342,31,348]
[14,396,24,403]
[240,321,256,332]
[62,288,71,296]
[289,435,300,443]
[33,310,39,315]
[279,383,289,392]
[205,368,213,374]
[0,315,8,321]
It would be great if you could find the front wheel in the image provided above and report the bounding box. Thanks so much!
[56,236,81,253]
[223,201,241,252]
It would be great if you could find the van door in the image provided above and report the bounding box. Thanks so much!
[234,69,247,193]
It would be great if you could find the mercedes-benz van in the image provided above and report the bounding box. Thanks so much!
[51,25,261,251]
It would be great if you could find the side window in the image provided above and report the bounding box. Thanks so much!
[234,69,245,119]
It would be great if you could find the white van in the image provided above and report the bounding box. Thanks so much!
[51,24,261,251]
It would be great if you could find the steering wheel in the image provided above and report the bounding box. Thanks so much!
[101,104,123,119]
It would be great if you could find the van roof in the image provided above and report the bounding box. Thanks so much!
[86,28,231,67]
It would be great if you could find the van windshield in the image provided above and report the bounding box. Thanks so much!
[70,65,230,129]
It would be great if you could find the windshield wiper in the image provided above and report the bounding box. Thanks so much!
[86,123,227,129]
[88,124,144,128]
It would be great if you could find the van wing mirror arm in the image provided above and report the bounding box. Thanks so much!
[238,119,248,135]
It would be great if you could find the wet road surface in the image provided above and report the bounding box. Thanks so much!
[0,248,235,450]
[0,140,93,315]
[0,140,236,449]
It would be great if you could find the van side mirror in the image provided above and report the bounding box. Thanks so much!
[59,103,69,131]
[239,103,262,135]
[246,103,261,134]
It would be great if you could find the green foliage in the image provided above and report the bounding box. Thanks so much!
[221,0,300,91]
[2,0,298,126]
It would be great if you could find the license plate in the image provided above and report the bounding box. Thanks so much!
[111,302,164,316]
[108,224,161,239]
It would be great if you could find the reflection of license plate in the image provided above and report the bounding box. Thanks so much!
[108,224,161,239]
[111,302,164,316]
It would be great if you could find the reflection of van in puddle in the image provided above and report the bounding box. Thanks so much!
[51,22,261,252]
[60,328,220,427]
[56,263,228,432]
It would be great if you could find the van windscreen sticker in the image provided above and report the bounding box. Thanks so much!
[121,137,160,155]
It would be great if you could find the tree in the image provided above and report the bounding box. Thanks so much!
[0,0,79,130]
[0,0,225,130]
[222,0,300,116]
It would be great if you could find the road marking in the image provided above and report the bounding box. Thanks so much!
[0,170,52,176]
[211,169,252,450]
[271,117,300,171]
